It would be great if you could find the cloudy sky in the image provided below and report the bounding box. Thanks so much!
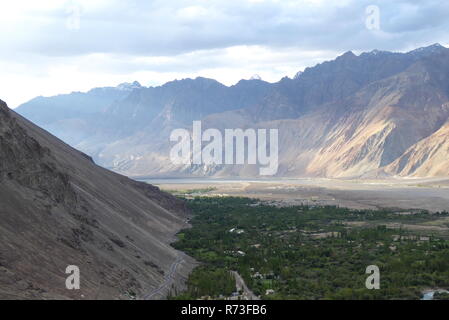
[0,0,448,108]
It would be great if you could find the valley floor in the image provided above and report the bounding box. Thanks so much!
[136,177,449,300]
[140,177,449,213]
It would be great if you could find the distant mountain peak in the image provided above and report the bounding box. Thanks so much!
[408,43,447,56]
[366,49,391,56]
[250,74,262,81]
[117,81,142,91]
[194,76,220,83]
[340,51,356,58]
[293,71,302,79]
[162,77,224,90]
[428,43,445,49]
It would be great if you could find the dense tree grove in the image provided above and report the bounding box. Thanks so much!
[172,197,449,300]
[171,266,236,299]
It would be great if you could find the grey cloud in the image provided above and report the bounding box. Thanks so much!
[1,0,448,59]
[1,0,449,110]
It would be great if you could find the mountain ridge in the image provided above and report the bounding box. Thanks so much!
[15,44,449,179]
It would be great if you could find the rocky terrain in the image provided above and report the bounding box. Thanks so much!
[16,44,449,179]
[0,99,194,299]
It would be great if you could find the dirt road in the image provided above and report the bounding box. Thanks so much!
[231,271,260,300]
[142,255,184,300]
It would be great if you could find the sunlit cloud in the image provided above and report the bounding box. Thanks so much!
[0,0,448,107]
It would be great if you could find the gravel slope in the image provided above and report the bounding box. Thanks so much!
[0,99,194,299]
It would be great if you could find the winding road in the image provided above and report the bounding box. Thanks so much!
[142,254,184,300]
[141,258,260,300]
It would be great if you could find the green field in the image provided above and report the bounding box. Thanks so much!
[172,197,449,300]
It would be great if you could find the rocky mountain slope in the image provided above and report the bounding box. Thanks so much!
[16,44,449,178]
[0,99,194,299]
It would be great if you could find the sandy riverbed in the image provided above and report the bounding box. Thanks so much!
[138,177,449,212]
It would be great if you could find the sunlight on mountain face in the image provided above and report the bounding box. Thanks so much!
[15,44,449,180]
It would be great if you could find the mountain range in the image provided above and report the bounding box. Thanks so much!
[16,43,449,178]
[0,99,193,299]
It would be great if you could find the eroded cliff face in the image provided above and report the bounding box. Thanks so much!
[0,100,194,299]
[384,121,449,177]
